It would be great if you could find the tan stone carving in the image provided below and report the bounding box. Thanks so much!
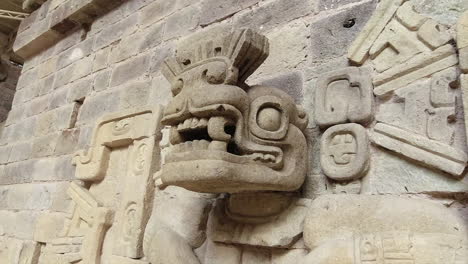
[427,68,458,143]
[349,1,458,97]
[373,44,458,96]
[320,124,369,181]
[303,195,468,264]
[458,11,468,73]
[159,28,308,193]
[371,123,467,177]
[0,238,40,264]
[314,67,373,128]
[348,0,408,65]
[36,106,163,264]
[462,74,468,145]
[210,193,310,248]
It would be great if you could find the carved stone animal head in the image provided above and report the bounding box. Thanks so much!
[159,29,308,193]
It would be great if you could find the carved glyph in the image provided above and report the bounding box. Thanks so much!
[314,67,373,128]
[320,124,370,181]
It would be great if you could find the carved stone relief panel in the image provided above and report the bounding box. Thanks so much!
[320,123,369,181]
[36,106,163,264]
[28,1,468,262]
[304,195,468,264]
[349,0,458,97]
[314,67,373,128]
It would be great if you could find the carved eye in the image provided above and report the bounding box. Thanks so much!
[249,96,290,140]
[257,107,282,131]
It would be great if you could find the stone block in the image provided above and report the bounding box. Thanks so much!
[138,22,165,52]
[94,13,139,50]
[250,21,309,80]
[110,54,150,87]
[77,90,120,123]
[5,106,25,126]
[234,0,316,32]
[0,145,12,164]
[54,129,80,155]
[413,0,467,26]
[48,87,68,110]
[13,211,41,240]
[49,181,73,213]
[53,155,75,181]
[93,69,111,92]
[38,57,58,79]
[364,147,468,194]
[57,37,94,71]
[25,96,49,117]
[109,35,142,64]
[16,68,38,90]
[70,55,94,82]
[93,46,111,72]
[54,64,77,89]
[318,0,363,11]
[199,0,261,26]
[139,0,178,28]
[8,142,32,163]
[35,111,58,137]
[149,74,172,106]
[310,0,377,64]
[55,104,80,130]
[149,43,175,74]
[31,158,60,182]
[38,74,56,96]
[66,77,92,103]
[119,81,151,109]
[6,183,53,210]
[1,160,35,184]
[32,133,59,158]
[257,71,304,103]
[164,5,201,40]
[34,212,67,243]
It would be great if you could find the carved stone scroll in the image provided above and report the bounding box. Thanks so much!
[314,67,373,128]
[348,0,408,65]
[73,107,162,182]
[371,123,467,177]
[320,124,370,181]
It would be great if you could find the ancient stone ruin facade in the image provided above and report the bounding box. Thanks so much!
[0,0,468,263]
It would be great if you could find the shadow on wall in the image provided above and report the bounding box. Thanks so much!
[0,59,21,126]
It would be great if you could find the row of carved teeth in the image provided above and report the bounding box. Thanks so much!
[169,140,211,153]
[245,153,276,163]
[176,117,209,132]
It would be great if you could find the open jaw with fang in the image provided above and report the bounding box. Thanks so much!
[165,112,283,168]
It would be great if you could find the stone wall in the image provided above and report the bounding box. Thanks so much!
[0,0,467,263]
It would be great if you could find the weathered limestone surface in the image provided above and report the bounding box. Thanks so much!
[1,0,468,263]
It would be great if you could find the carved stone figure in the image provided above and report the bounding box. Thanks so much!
[32,2,468,264]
